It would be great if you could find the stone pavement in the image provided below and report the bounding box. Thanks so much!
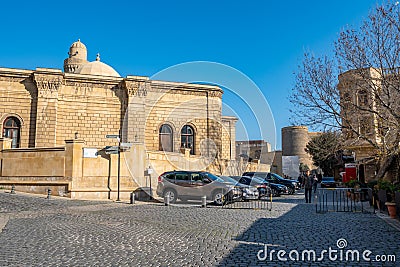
[0,190,399,266]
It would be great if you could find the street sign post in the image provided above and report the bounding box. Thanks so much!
[106,131,122,201]
[105,132,133,201]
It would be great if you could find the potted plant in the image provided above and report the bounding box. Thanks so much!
[366,180,378,207]
[394,183,400,219]
[378,180,397,218]
[385,201,397,218]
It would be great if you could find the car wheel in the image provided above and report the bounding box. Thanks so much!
[163,189,177,204]
[288,187,295,195]
[212,191,225,206]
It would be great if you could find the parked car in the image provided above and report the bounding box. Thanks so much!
[252,176,289,196]
[230,176,271,198]
[243,172,299,194]
[219,176,259,201]
[320,177,337,188]
[156,171,242,205]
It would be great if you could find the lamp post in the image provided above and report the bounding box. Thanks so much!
[117,129,121,202]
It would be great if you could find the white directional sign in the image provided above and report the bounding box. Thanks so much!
[105,146,119,154]
[106,134,119,139]
[120,142,133,148]
[83,148,98,158]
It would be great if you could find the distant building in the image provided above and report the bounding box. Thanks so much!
[267,150,283,176]
[235,140,271,163]
[282,126,320,173]
[337,67,399,182]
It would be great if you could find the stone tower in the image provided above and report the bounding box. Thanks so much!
[282,126,313,169]
[63,39,88,73]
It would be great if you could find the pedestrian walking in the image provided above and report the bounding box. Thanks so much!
[313,175,318,194]
[302,171,313,203]
[297,174,303,188]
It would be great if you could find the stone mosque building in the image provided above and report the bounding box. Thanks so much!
[0,40,242,200]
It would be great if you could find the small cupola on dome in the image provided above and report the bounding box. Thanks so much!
[75,53,121,77]
[69,39,87,60]
[63,39,89,73]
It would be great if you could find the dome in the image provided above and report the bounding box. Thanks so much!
[70,39,87,49]
[75,55,120,77]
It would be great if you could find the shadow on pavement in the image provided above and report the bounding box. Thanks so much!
[216,203,400,266]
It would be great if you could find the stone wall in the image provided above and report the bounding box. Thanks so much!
[55,78,123,148]
[0,138,138,200]
[143,82,223,157]
[0,68,36,148]
[221,116,237,160]
[0,68,230,159]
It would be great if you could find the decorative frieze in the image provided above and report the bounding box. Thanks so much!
[34,75,63,91]
[165,88,222,98]
[65,81,117,90]
[0,76,26,83]
[122,80,149,97]
[136,82,149,97]
[123,80,139,96]
[34,74,63,97]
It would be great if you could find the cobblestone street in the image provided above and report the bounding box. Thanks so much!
[0,190,399,266]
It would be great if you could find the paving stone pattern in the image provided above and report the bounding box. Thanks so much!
[0,191,399,266]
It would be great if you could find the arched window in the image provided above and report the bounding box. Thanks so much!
[159,124,173,152]
[181,125,195,155]
[358,90,368,106]
[3,117,21,148]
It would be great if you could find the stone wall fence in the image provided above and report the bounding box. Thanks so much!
[0,137,138,200]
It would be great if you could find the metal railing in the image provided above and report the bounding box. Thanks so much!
[316,188,372,213]
[222,193,272,210]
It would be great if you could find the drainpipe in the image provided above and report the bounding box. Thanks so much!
[206,91,210,158]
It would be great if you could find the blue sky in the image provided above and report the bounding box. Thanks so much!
[0,0,377,149]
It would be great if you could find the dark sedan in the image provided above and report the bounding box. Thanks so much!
[320,177,337,188]
[253,176,289,196]
[243,172,299,194]
[220,176,259,201]
[230,176,271,198]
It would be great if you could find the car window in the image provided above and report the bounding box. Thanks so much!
[175,172,190,181]
[249,180,258,186]
[252,177,265,184]
[271,173,284,180]
[203,172,224,182]
[254,173,267,178]
[239,177,250,185]
[165,173,175,180]
[220,176,238,184]
[191,173,202,181]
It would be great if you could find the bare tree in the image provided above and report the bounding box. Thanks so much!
[290,2,400,179]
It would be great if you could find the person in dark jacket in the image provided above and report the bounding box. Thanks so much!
[302,171,313,203]
[312,175,318,193]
